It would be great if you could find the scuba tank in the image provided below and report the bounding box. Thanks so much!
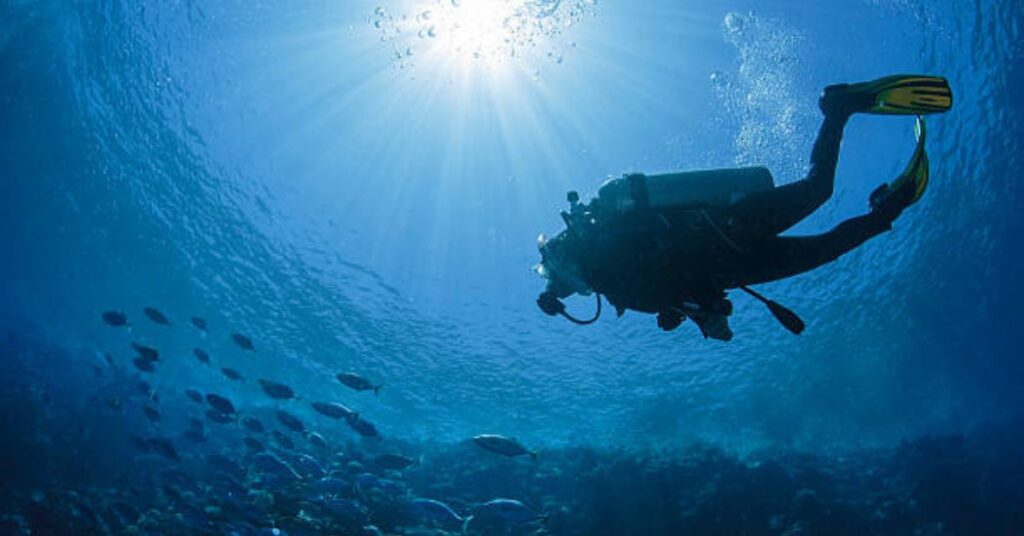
[595,167,775,213]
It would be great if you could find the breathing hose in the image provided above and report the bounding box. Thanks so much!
[537,292,603,325]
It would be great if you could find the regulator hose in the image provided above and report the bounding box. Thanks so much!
[537,292,603,326]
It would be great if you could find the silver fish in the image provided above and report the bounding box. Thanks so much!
[336,372,381,395]
[472,434,536,460]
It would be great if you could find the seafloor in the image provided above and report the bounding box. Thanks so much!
[2,326,1022,536]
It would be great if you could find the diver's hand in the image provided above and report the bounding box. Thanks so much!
[657,311,685,331]
[692,314,734,341]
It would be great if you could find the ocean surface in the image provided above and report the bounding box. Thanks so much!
[1,0,1023,534]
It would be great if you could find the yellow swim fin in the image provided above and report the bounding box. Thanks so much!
[871,116,930,212]
[823,75,953,116]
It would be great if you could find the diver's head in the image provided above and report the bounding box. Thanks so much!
[535,232,591,299]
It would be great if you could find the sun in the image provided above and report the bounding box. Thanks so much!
[426,0,524,63]
[371,0,596,69]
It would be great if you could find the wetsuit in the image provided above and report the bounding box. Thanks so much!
[718,112,897,288]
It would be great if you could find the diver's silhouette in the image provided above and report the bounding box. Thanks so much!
[536,75,953,340]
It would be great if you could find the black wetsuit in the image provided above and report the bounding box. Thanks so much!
[719,112,894,287]
[557,110,896,319]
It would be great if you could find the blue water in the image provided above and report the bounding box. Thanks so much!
[2,0,1023,534]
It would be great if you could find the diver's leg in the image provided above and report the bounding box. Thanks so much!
[728,112,850,236]
[730,209,893,286]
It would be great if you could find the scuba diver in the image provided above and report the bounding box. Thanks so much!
[535,75,953,341]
